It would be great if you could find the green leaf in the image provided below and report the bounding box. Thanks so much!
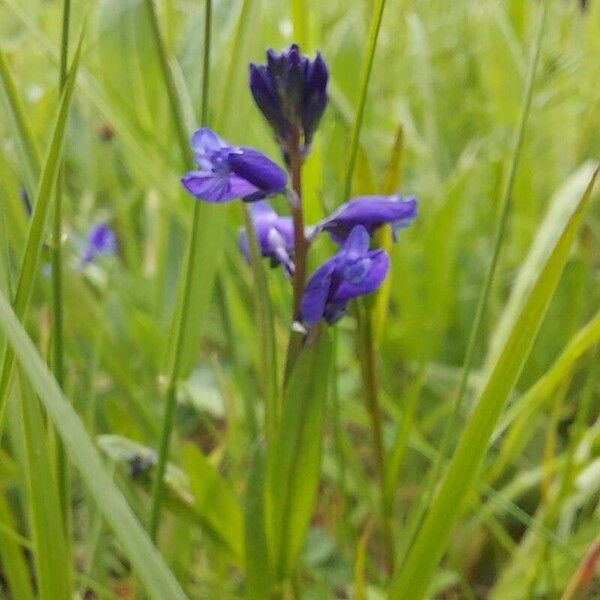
[98,433,240,555]
[0,51,41,193]
[19,376,72,600]
[183,444,244,563]
[342,0,388,199]
[0,24,84,431]
[490,307,600,481]
[0,289,188,600]
[268,327,332,580]
[0,489,35,600]
[486,162,598,370]
[243,205,279,444]
[244,446,272,600]
[388,166,598,600]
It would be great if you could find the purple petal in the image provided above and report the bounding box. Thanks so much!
[266,228,294,275]
[249,64,282,122]
[300,261,336,326]
[191,128,227,155]
[301,52,328,142]
[307,53,328,93]
[227,174,265,200]
[334,250,389,303]
[81,224,117,265]
[318,195,417,242]
[248,200,280,223]
[181,171,247,203]
[88,224,117,254]
[340,225,370,260]
[323,302,348,325]
[228,148,287,197]
[238,202,295,273]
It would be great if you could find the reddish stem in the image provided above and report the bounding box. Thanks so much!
[288,133,307,320]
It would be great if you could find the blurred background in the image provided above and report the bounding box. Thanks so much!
[1,0,600,598]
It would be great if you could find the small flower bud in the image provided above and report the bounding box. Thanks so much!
[249,44,328,159]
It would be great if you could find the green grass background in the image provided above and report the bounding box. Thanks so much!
[0,0,599,598]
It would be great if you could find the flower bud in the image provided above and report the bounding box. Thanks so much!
[249,44,328,159]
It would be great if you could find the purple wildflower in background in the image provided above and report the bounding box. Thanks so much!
[316,195,417,244]
[81,224,117,265]
[249,44,328,155]
[181,128,287,203]
[238,201,295,275]
[300,225,389,326]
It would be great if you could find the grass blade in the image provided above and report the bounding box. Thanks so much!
[183,444,244,562]
[243,205,279,444]
[0,25,85,431]
[19,375,72,600]
[0,288,188,600]
[388,166,598,599]
[268,327,332,581]
[342,0,387,200]
[0,490,35,600]
[0,51,41,193]
[398,0,549,563]
[245,445,272,600]
[490,307,600,481]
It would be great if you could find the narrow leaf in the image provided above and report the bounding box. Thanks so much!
[388,166,598,599]
[244,446,272,600]
[268,327,332,580]
[0,289,188,600]
[19,376,72,600]
[0,25,84,430]
[0,51,41,192]
[183,444,244,563]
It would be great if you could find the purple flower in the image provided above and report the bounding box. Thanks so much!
[249,44,328,155]
[238,201,295,275]
[181,128,287,203]
[81,224,117,265]
[316,195,418,245]
[300,225,389,326]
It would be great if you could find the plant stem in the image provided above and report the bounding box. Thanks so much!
[54,0,70,535]
[357,300,394,574]
[146,0,212,541]
[289,132,307,321]
[398,0,548,563]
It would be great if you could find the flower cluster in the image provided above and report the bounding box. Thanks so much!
[249,44,328,159]
[181,44,417,327]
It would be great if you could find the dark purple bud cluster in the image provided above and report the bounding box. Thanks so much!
[249,44,328,160]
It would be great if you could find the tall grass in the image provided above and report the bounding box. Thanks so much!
[0,0,599,598]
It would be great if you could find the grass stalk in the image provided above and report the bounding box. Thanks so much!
[397,0,549,564]
[146,0,212,541]
[342,0,387,201]
[339,0,392,573]
[356,300,395,574]
[53,0,71,539]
